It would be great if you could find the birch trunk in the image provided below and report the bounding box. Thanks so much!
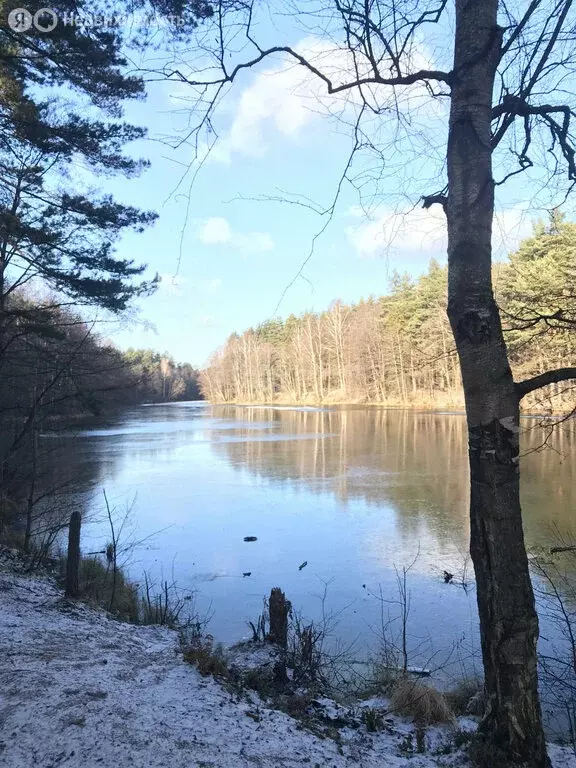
[447,2,548,764]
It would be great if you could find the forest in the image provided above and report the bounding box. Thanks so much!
[201,213,576,412]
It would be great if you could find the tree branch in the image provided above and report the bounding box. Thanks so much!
[492,98,572,122]
[422,192,447,211]
[165,45,453,92]
[516,368,576,399]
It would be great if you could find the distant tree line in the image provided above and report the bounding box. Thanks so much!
[122,348,201,403]
[202,214,576,412]
[0,289,200,544]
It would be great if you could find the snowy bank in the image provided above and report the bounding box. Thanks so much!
[1,563,575,768]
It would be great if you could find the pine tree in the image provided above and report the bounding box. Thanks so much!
[0,0,212,313]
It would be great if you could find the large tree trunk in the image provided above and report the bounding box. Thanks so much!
[446,2,549,766]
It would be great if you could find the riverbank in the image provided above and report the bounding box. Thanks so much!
[210,399,574,416]
[1,552,575,768]
[212,397,466,410]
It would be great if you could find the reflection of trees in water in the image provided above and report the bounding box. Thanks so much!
[11,433,107,549]
[210,407,470,555]
[210,406,576,552]
[39,431,113,497]
[49,406,209,496]
[34,406,576,567]
[520,419,576,547]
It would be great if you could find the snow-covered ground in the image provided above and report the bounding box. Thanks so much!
[1,561,575,768]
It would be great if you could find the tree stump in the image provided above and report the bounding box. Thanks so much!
[267,587,291,648]
[65,510,81,598]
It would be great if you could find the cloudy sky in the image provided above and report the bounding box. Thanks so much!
[100,14,561,367]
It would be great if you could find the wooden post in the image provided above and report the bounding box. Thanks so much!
[268,587,291,648]
[65,510,81,598]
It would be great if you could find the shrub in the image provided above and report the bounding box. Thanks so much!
[390,677,455,725]
[369,659,401,695]
[287,614,327,689]
[140,573,190,628]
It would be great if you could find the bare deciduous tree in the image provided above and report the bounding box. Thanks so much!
[160,2,576,764]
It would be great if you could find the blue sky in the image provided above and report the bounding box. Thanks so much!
[97,18,569,368]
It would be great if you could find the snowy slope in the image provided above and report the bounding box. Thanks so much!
[1,566,575,768]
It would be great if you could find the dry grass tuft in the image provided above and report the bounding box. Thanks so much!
[275,692,315,719]
[362,707,384,732]
[445,677,483,716]
[183,636,228,678]
[65,555,139,622]
[390,677,455,725]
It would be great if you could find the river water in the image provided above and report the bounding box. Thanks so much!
[44,403,576,717]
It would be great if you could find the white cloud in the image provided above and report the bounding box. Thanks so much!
[347,207,446,258]
[198,217,231,245]
[210,36,440,163]
[346,205,534,260]
[197,217,274,254]
[214,49,323,161]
